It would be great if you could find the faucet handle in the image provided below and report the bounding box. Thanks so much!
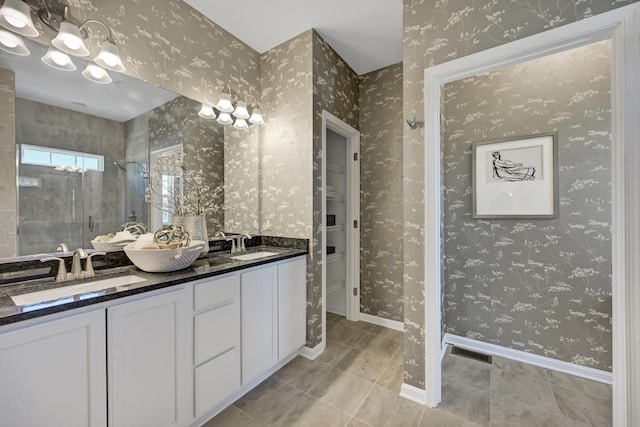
[41,257,68,282]
[85,252,106,277]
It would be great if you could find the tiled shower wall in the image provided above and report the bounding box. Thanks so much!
[358,63,404,322]
[443,42,612,371]
[402,0,638,390]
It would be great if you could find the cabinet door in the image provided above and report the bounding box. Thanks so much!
[241,265,278,385]
[0,310,106,427]
[108,290,187,427]
[278,257,307,359]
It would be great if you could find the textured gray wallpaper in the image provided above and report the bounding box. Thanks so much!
[402,0,637,390]
[358,63,404,322]
[0,68,16,258]
[443,42,612,371]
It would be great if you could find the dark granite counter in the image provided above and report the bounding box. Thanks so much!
[0,245,307,327]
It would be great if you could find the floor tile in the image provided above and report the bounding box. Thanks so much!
[438,382,490,427]
[547,370,612,401]
[441,351,490,391]
[315,341,352,366]
[552,384,613,427]
[355,384,424,427]
[377,361,403,392]
[308,367,374,415]
[270,393,351,427]
[346,417,374,427]
[491,396,591,427]
[233,378,304,424]
[367,325,404,341]
[273,356,331,392]
[490,369,560,414]
[492,355,550,383]
[392,345,404,364]
[354,332,401,359]
[201,406,259,427]
[420,407,482,427]
[336,349,389,382]
[327,324,369,347]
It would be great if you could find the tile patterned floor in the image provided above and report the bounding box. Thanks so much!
[203,313,612,426]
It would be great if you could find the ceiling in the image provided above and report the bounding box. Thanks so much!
[0,39,178,122]
[182,0,403,76]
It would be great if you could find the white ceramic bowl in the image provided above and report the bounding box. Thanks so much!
[91,240,134,252]
[123,240,205,272]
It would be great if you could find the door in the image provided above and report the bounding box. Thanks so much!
[0,310,107,427]
[108,290,187,427]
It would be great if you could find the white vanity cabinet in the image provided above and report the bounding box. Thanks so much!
[240,264,279,385]
[192,274,241,418]
[0,309,107,427]
[277,257,307,359]
[107,289,188,427]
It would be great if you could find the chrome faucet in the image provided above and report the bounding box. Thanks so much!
[214,231,226,239]
[70,249,105,279]
[239,233,252,252]
[225,236,237,254]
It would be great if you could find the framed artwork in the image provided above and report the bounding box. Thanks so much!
[472,133,558,218]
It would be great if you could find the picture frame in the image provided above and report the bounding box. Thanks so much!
[472,132,558,218]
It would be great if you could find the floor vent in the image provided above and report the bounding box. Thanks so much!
[451,346,492,364]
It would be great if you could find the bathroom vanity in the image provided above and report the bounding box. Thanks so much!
[0,248,307,427]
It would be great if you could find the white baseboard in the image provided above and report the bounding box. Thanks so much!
[400,383,427,405]
[359,312,404,331]
[443,333,613,385]
[298,341,326,360]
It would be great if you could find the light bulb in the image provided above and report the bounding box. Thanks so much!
[233,118,249,130]
[233,101,250,119]
[0,0,38,37]
[94,40,126,72]
[198,103,216,119]
[82,64,112,84]
[51,22,89,57]
[0,31,17,47]
[216,112,233,125]
[90,66,105,79]
[249,108,264,125]
[215,93,234,113]
[5,15,24,28]
[51,50,68,66]
[41,47,76,71]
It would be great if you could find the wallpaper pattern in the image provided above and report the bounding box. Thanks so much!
[402,0,637,389]
[443,42,612,371]
[0,69,16,258]
[358,63,404,322]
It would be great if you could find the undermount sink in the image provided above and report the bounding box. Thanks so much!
[11,275,146,307]
[229,251,279,261]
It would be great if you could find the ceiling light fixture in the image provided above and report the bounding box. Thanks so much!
[0,0,126,84]
[197,88,265,130]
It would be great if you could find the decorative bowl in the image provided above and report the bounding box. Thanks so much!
[123,240,205,273]
[91,239,135,252]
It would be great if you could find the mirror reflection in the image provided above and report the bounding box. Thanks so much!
[1,38,254,257]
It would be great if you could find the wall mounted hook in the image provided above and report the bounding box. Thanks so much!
[406,115,420,129]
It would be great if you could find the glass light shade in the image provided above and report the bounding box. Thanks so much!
[232,101,250,119]
[94,40,126,72]
[233,118,249,130]
[216,112,233,125]
[198,103,216,119]
[41,47,76,71]
[0,29,28,55]
[51,22,89,57]
[82,64,112,84]
[0,0,37,37]
[214,93,234,113]
[249,108,265,125]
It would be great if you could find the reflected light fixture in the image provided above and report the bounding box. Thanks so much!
[41,46,76,71]
[199,87,265,130]
[0,28,29,55]
[0,0,126,84]
[198,103,216,119]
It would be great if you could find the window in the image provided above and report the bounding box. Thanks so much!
[20,144,104,172]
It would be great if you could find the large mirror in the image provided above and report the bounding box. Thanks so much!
[0,38,259,258]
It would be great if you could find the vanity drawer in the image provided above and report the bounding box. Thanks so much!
[194,303,238,365]
[194,348,240,417]
[193,274,238,311]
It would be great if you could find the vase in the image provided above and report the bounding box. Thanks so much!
[171,215,209,255]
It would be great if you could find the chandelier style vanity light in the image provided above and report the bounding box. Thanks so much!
[198,84,265,130]
[0,0,126,84]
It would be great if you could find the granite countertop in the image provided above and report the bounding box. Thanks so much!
[0,246,307,327]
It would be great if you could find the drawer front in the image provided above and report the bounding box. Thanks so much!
[194,303,238,365]
[194,274,238,311]
[194,348,240,417]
